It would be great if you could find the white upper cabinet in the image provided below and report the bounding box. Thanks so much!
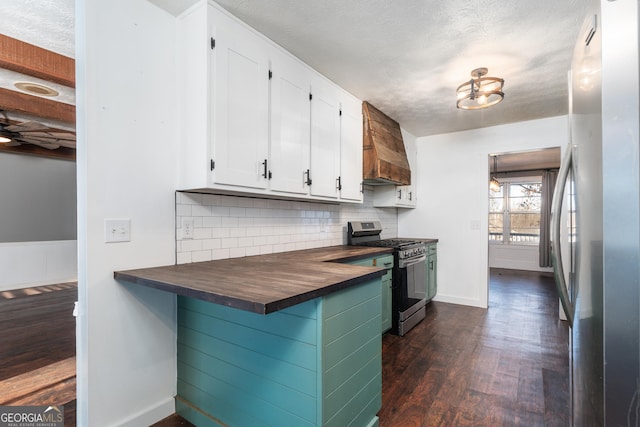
[210,6,269,189]
[373,185,416,207]
[177,1,362,203]
[310,75,341,199]
[339,95,364,202]
[269,49,311,195]
[373,128,417,208]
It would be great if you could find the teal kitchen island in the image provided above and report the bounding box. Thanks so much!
[115,246,393,427]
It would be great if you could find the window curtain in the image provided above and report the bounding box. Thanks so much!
[539,169,558,267]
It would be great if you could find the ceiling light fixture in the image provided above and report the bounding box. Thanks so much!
[14,81,59,97]
[456,68,504,110]
[0,123,12,143]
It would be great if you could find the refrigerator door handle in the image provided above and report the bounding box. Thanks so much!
[550,143,575,326]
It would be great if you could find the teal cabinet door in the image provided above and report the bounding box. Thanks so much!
[345,254,394,333]
[426,243,437,301]
[381,271,392,333]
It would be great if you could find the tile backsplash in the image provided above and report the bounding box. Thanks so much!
[176,188,398,264]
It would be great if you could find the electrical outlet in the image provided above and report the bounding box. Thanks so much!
[105,219,131,243]
[182,218,194,239]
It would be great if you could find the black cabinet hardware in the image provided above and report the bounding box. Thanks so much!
[304,169,312,186]
[260,159,271,179]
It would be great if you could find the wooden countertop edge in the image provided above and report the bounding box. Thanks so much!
[115,268,386,314]
[114,246,395,315]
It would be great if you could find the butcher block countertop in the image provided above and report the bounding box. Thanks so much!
[114,245,393,315]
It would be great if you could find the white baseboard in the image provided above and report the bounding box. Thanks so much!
[112,397,175,427]
[432,294,487,309]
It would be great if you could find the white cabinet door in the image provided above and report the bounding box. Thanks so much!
[399,186,417,207]
[373,184,416,207]
[210,7,270,189]
[269,50,311,195]
[309,76,340,199]
[339,96,363,202]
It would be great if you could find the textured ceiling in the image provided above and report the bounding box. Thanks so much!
[1,0,589,138]
[213,0,589,137]
[1,0,75,126]
[2,0,75,58]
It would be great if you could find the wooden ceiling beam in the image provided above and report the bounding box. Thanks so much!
[0,87,75,124]
[0,143,75,161]
[0,34,75,88]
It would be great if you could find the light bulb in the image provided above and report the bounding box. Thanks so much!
[478,94,488,105]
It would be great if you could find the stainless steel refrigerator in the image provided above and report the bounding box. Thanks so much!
[551,0,640,424]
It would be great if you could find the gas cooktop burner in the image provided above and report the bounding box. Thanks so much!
[356,238,426,259]
[356,238,421,248]
[347,221,427,259]
[380,239,422,247]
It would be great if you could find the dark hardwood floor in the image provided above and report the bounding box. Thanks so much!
[1,270,567,427]
[378,268,570,426]
[0,282,77,426]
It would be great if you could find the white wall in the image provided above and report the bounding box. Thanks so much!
[0,240,77,291]
[0,153,78,291]
[0,153,77,242]
[399,116,568,308]
[76,0,178,425]
[489,244,553,272]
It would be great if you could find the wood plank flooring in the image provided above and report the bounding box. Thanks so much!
[378,268,569,426]
[0,282,77,426]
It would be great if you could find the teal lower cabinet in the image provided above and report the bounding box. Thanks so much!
[176,277,382,427]
[345,254,394,333]
[426,242,437,301]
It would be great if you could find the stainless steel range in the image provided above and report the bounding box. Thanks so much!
[348,221,427,336]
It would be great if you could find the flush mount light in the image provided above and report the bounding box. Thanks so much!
[456,68,504,110]
[14,81,59,97]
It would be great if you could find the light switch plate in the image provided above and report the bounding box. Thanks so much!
[105,218,131,243]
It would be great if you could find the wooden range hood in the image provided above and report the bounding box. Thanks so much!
[362,101,411,185]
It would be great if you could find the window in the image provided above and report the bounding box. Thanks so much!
[489,178,542,244]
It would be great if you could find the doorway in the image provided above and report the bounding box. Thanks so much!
[487,147,561,275]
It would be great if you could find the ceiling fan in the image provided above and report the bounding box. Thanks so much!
[0,111,76,150]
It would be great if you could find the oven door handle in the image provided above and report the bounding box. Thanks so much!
[398,254,427,268]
